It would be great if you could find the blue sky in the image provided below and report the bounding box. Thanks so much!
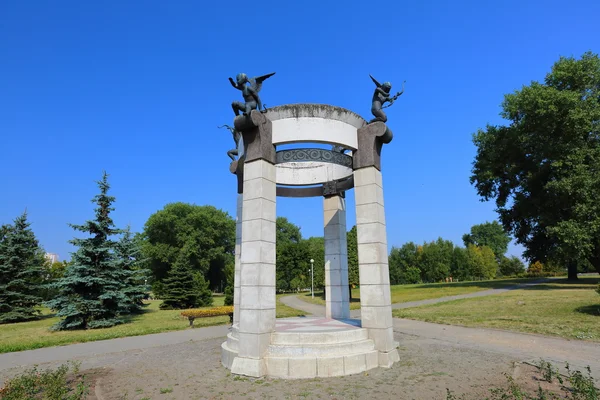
[1,0,598,262]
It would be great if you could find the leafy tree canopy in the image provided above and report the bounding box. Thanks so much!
[276,217,302,245]
[470,51,600,279]
[141,203,235,291]
[462,221,511,259]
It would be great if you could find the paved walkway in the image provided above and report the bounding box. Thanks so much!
[279,279,552,318]
[0,325,230,372]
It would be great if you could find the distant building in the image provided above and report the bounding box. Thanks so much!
[45,253,59,264]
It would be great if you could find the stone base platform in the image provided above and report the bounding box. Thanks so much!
[221,317,382,379]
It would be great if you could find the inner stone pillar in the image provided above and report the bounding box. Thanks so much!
[354,165,399,367]
[323,194,350,319]
[233,193,242,326]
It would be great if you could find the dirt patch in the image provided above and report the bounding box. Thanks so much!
[66,336,514,399]
[1,331,586,399]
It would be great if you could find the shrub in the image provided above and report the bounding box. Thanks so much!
[0,361,88,400]
[445,360,598,400]
[180,306,234,326]
[224,285,234,306]
[527,261,544,276]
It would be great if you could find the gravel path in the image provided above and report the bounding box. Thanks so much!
[0,325,229,373]
[0,328,558,399]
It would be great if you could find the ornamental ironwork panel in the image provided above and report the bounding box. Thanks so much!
[275,148,352,168]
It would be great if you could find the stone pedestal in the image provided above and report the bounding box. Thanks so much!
[354,166,399,367]
[323,195,350,319]
[233,193,242,326]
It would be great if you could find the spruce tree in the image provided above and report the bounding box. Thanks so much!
[115,226,150,314]
[160,262,212,309]
[0,212,45,323]
[46,172,127,330]
[224,285,233,306]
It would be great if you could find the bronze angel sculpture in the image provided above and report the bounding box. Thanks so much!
[369,74,405,123]
[229,72,276,116]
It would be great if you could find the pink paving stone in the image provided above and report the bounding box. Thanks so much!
[274,317,361,332]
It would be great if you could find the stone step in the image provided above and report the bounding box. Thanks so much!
[221,341,238,370]
[266,349,379,379]
[267,339,375,357]
[226,332,239,352]
[271,328,369,345]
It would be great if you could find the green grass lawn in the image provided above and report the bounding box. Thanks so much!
[393,277,600,341]
[300,277,538,310]
[0,295,305,354]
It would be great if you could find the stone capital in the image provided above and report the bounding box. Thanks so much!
[353,122,394,171]
[234,111,275,165]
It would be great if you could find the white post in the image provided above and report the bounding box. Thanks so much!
[231,159,277,378]
[310,259,314,298]
[323,194,350,319]
[354,166,399,367]
[233,193,243,326]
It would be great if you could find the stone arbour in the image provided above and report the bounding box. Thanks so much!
[226,104,398,377]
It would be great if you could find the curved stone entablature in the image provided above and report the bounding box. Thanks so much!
[276,148,352,168]
[265,104,366,150]
[276,161,352,186]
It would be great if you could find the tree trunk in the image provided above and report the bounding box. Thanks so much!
[590,254,600,275]
[567,261,578,280]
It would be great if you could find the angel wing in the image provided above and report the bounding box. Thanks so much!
[369,74,382,88]
[249,72,276,93]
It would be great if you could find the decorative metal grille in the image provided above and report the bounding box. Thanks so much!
[275,148,352,168]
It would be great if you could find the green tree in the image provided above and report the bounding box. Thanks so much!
[465,245,498,280]
[141,203,235,293]
[528,261,544,276]
[114,226,150,314]
[159,262,212,309]
[223,261,234,305]
[462,221,511,260]
[0,212,45,323]
[389,243,421,284]
[39,260,70,302]
[276,217,302,244]
[46,173,129,330]
[305,236,325,291]
[276,239,311,292]
[275,218,319,293]
[470,51,600,280]
[498,256,526,277]
[418,238,454,282]
[346,226,359,288]
[450,246,470,281]
[224,285,233,306]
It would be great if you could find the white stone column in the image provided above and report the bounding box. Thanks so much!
[323,195,350,319]
[230,159,277,378]
[354,166,399,367]
[233,193,243,326]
